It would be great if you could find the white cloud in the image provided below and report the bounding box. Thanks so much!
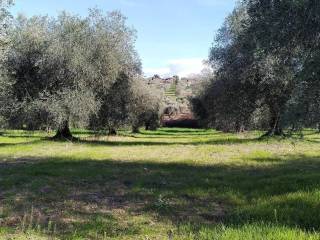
[144,58,206,78]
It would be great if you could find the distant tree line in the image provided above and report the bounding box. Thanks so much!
[192,0,320,136]
[0,2,162,139]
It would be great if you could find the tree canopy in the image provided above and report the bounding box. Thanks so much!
[192,0,320,135]
[0,8,161,138]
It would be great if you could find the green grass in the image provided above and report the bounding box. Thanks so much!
[165,83,177,98]
[1,128,320,239]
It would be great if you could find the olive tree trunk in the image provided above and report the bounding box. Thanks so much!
[108,128,117,136]
[262,108,284,137]
[53,120,75,140]
[132,125,140,133]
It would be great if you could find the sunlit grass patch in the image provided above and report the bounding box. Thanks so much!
[0,128,320,239]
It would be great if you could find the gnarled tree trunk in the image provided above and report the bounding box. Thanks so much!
[108,128,117,136]
[263,108,284,137]
[145,122,150,131]
[132,125,140,133]
[53,120,75,140]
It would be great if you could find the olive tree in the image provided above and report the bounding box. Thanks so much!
[193,0,320,136]
[129,77,163,133]
[5,9,141,139]
[92,73,162,135]
[0,0,13,128]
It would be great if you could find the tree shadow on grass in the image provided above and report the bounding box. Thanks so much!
[0,128,287,148]
[0,137,259,150]
[306,138,320,144]
[0,140,43,148]
[1,154,320,238]
[0,135,43,139]
[76,136,262,146]
[139,129,217,137]
[134,131,230,139]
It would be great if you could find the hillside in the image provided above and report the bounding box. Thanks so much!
[145,75,201,127]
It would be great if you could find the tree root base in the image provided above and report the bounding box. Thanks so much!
[260,130,286,139]
[51,135,79,142]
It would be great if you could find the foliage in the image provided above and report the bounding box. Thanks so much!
[92,73,163,134]
[129,77,163,132]
[192,0,320,135]
[2,9,144,137]
[0,0,13,128]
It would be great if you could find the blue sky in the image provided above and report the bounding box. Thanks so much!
[12,0,236,77]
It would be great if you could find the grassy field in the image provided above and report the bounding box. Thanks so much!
[1,128,320,239]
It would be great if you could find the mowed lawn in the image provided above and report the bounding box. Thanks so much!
[1,128,320,239]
